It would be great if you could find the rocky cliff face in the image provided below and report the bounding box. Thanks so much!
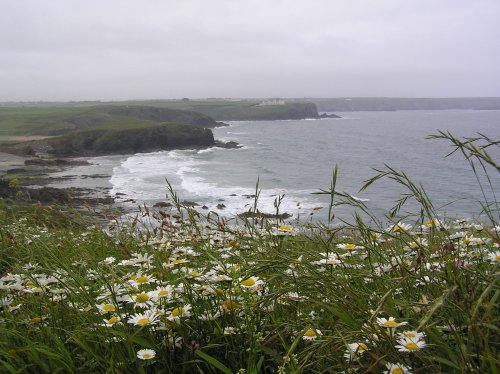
[46,124,215,156]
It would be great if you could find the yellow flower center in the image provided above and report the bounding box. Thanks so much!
[404,332,416,338]
[344,243,356,249]
[107,316,117,325]
[157,290,169,297]
[171,307,185,317]
[404,342,419,351]
[135,293,150,303]
[304,329,316,337]
[279,225,292,231]
[222,300,239,310]
[425,219,434,227]
[189,271,200,277]
[358,343,368,351]
[136,276,149,283]
[392,369,404,374]
[495,255,500,261]
[102,304,115,312]
[409,242,418,249]
[30,317,42,325]
[172,259,184,265]
[229,240,240,248]
[142,353,151,359]
[137,317,150,325]
[383,320,399,328]
[241,278,255,287]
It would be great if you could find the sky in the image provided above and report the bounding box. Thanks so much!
[1,0,500,101]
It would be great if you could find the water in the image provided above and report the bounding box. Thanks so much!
[106,110,500,223]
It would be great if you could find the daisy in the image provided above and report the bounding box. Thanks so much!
[96,302,116,314]
[167,305,192,321]
[488,251,500,263]
[136,349,156,360]
[377,317,408,329]
[128,273,157,288]
[337,243,363,251]
[127,291,157,309]
[221,299,240,312]
[344,342,369,361]
[127,309,161,326]
[102,315,122,328]
[152,285,174,301]
[385,362,412,374]
[223,326,239,335]
[387,222,413,233]
[397,330,426,341]
[395,337,427,352]
[302,328,322,341]
[240,276,264,291]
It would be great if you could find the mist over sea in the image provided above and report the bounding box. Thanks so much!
[100,110,500,223]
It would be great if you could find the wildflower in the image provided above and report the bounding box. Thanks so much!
[337,243,363,251]
[129,273,157,288]
[385,362,412,374]
[387,222,412,233]
[396,330,426,341]
[168,305,192,321]
[302,328,322,341]
[96,302,116,314]
[128,291,157,309]
[102,315,122,327]
[222,299,240,312]
[344,342,369,361]
[240,276,264,291]
[488,251,500,263]
[152,285,174,301]
[128,309,161,326]
[395,337,426,352]
[377,317,408,329]
[224,326,239,335]
[137,349,156,360]
[130,252,155,267]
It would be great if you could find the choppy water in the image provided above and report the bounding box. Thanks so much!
[104,110,500,223]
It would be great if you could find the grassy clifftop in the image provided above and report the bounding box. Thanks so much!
[0,105,220,137]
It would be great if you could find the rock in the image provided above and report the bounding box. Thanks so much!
[181,200,199,207]
[25,159,90,166]
[216,203,226,209]
[318,113,341,119]
[153,202,173,208]
[238,210,292,220]
[213,140,242,149]
[202,205,209,210]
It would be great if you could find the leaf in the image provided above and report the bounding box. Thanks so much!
[195,349,233,374]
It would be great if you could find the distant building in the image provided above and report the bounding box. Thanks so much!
[258,99,286,106]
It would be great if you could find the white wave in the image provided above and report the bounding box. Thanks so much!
[348,194,370,202]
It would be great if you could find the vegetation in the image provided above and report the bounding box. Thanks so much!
[0,105,219,137]
[0,133,498,373]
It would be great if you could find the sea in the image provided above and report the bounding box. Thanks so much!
[50,110,500,224]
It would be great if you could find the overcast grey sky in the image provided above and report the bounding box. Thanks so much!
[1,0,500,101]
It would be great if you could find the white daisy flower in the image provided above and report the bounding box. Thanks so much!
[127,309,161,327]
[395,337,427,352]
[376,317,408,329]
[302,328,322,341]
[385,362,412,373]
[136,349,156,360]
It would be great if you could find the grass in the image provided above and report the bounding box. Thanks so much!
[0,133,498,373]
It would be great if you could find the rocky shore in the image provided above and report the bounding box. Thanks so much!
[0,140,244,214]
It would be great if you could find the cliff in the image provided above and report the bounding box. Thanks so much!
[45,123,215,156]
